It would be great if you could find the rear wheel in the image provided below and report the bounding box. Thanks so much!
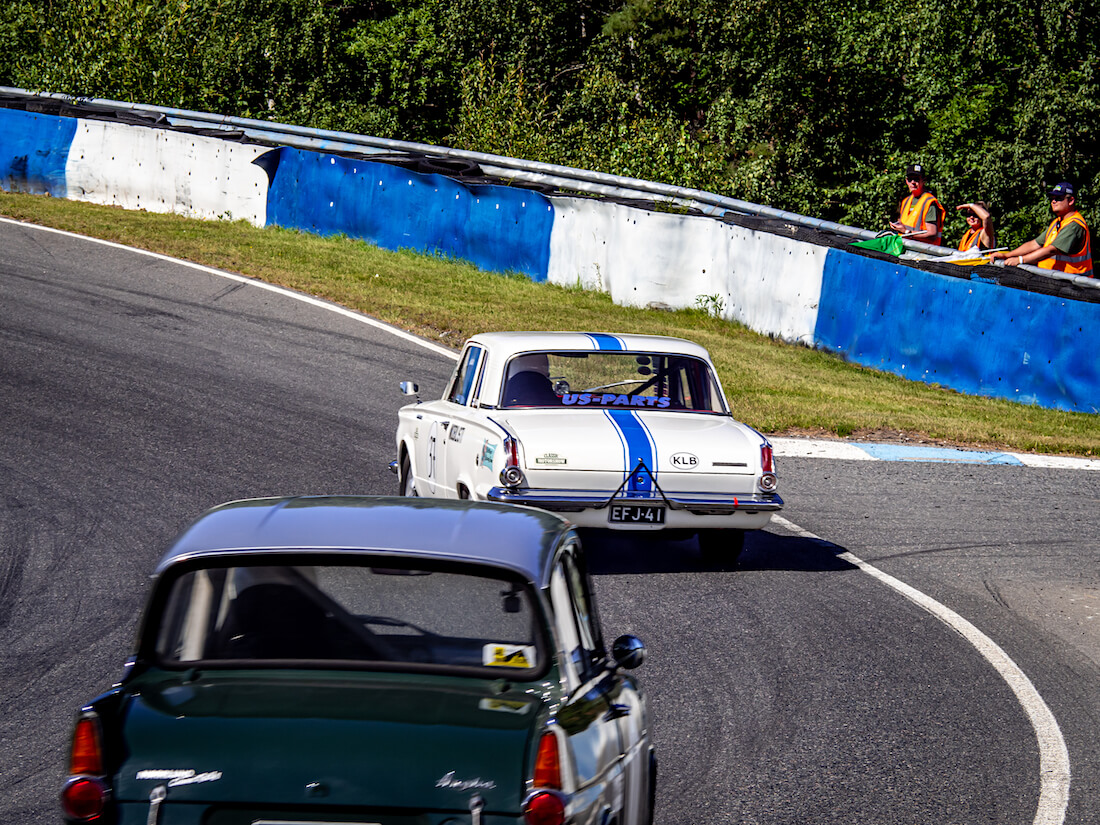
[399,453,417,497]
[697,529,745,563]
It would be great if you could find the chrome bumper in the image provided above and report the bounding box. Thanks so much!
[486,487,783,516]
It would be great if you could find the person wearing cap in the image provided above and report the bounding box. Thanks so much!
[889,164,944,245]
[955,201,996,251]
[990,182,1093,277]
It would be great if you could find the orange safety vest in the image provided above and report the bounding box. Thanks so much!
[958,226,983,251]
[1038,212,1093,277]
[899,192,943,245]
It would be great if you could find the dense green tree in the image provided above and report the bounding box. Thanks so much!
[3,0,1098,247]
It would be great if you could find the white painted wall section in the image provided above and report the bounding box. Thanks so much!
[64,121,270,225]
[547,197,823,345]
[724,223,826,346]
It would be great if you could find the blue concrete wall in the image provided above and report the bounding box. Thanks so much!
[817,249,1100,413]
[0,109,77,196]
[264,148,554,280]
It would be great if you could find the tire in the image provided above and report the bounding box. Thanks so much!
[399,453,417,497]
[697,529,745,563]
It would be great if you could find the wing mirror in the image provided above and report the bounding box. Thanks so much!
[611,634,646,670]
[399,381,420,400]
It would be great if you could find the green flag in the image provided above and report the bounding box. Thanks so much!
[850,235,905,256]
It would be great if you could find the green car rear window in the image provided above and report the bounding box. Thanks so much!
[153,562,544,676]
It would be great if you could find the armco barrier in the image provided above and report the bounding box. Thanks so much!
[0,104,1096,413]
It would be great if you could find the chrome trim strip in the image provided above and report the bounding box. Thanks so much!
[487,488,783,514]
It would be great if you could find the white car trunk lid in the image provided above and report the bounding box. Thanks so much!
[503,410,759,475]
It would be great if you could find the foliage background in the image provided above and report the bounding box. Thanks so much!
[2,0,1097,245]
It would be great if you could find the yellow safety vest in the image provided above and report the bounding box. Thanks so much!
[1039,212,1093,277]
[899,192,943,245]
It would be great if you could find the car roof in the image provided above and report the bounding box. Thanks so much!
[155,496,573,587]
[466,331,713,359]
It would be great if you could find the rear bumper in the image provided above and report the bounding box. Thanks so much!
[486,487,783,530]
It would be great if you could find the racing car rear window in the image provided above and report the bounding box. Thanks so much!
[500,351,727,413]
[152,561,545,677]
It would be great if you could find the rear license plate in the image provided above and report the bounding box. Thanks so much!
[608,504,666,524]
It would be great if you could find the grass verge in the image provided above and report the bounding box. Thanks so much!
[2,191,1097,457]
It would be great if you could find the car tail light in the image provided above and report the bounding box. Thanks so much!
[759,443,778,493]
[499,437,525,488]
[69,716,104,775]
[61,776,109,821]
[524,791,565,825]
[532,731,562,789]
[61,713,110,822]
[761,443,775,473]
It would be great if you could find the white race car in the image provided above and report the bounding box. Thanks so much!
[392,332,782,558]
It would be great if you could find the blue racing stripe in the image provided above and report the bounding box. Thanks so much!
[586,333,626,350]
[606,409,656,493]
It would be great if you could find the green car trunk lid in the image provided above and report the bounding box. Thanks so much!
[113,670,549,814]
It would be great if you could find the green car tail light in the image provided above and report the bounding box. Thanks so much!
[524,791,566,825]
[61,713,110,822]
[532,731,562,789]
[69,715,103,775]
[525,731,566,825]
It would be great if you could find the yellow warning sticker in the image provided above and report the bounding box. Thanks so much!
[483,643,536,668]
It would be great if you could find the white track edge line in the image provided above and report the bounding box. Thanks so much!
[2,217,461,360]
[772,514,1071,825]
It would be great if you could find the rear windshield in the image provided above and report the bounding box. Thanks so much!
[153,561,544,677]
[500,351,726,413]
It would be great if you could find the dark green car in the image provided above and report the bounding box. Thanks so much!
[61,496,654,825]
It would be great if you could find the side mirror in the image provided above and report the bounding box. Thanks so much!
[611,634,646,670]
[399,381,419,397]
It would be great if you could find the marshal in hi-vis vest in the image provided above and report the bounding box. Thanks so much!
[959,226,983,251]
[1039,212,1093,277]
[899,192,943,245]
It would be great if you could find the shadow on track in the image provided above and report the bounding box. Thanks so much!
[584,528,856,576]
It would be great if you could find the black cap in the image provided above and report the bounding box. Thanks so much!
[1050,181,1075,198]
[905,164,927,179]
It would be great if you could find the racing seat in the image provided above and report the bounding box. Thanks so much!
[222,583,329,659]
[502,370,559,406]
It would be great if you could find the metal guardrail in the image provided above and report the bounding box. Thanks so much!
[3,86,1097,291]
